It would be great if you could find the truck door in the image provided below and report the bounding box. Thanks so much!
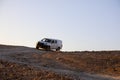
[51,40,57,49]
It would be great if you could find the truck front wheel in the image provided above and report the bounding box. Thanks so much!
[36,43,39,49]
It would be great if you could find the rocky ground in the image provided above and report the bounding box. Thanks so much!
[0,44,120,80]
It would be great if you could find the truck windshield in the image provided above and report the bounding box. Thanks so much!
[41,39,51,43]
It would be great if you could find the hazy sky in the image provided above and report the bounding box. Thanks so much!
[0,0,120,51]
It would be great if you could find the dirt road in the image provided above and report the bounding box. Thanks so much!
[0,45,120,80]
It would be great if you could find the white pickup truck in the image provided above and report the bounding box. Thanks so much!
[36,38,63,51]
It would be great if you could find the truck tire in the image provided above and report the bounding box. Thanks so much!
[56,47,60,51]
[36,43,39,49]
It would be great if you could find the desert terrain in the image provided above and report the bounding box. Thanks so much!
[0,44,120,80]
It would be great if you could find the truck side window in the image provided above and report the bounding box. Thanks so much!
[52,40,54,43]
[55,40,57,43]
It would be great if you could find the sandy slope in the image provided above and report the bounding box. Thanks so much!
[0,44,120,80]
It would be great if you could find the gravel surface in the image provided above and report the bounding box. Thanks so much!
[0,44,120,80]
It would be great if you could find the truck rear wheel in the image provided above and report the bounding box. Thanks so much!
[56,47,60,51]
